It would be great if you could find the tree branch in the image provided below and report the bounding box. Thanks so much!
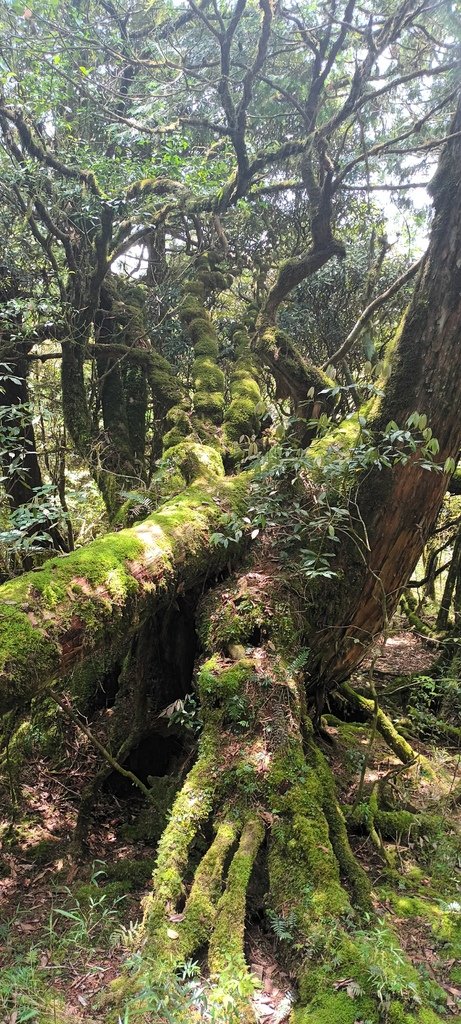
[322,258,422,370]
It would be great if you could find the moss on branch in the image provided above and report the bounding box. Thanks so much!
[341,683,418,765]
[224,328,264,466]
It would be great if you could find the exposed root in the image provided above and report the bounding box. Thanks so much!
[345,789,442,844]
[208,816,264,1023]
[307,741,372,911]
[143,733,218,931]
[340,682,418,764]
[178,817,240,961]
[109,569,448,1023]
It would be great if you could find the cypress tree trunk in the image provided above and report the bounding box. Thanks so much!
[306,98,461,691]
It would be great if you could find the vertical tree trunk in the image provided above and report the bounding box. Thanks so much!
[1,352,67,560]
[308,98,461,690]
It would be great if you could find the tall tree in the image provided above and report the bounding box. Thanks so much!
[1,1,461,1020]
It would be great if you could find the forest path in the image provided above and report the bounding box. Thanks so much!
[362,626,440,678]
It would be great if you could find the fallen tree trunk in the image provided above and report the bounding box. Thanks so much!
[0,457,249,713]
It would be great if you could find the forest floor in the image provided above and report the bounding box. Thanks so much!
[1,625,461,1024]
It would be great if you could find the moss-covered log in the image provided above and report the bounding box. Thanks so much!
[0,454,249,713]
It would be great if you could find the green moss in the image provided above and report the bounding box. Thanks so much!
[232,330,249,352]
[189,323,220,360]
[225,397,260,439]
[172,819,239,961]
[165,405,191,430]
[267,743,350,924]
[388,1007,445,1024]
[308,744,371,911]
[160,405,193,453]
[230,376,261,401]
[143,731,218,936]
[74,880,131,904]
[180,295,205,322]
[162,425,189,450]
[194,390,225,423]
[184,280,206,299]
[161,441,224,487]
[386,891,461,965]
[193,358,225,394]
[0,532,144,709]
[146,349,184,409]
[0,472,251,712]
[223,332,264,459]
[341,683,418,765]
[292,990,377,1023]
[198,657,256,706]
[208,816,264,975]
[292,991,376,1024]
[417,1012,446,1024]
[0,605,60,709]
[104,858,155,889]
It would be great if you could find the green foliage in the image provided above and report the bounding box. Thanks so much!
[168,692,203,736]
[119,952,260,1024]
[266,908,298,942]
[0,862,131,1024]
[211,406,443,586]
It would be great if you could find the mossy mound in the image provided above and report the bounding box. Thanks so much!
[292,990,377,1023]
[162,441,224,483]
[192,358,225,394]
[194,390,225,423]
[74,879,132,904]
[104,857,156,889]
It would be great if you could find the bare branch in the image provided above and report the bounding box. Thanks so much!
[322,259,422,370]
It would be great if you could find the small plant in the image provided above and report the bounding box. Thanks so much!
[51,862,127,949]
[234,760,259,796]
[266,908,298,942]
[111,918,141,950]
[224,694,253,732]
[353,919,422,1012]
[119,953,259,1024]
[169,693,203,735]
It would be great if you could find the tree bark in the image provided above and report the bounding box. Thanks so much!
[307,96,461,691]
[1,351,68,560]
[0,464,248,713]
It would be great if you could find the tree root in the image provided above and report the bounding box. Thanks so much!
[307,741,371,911]
[208,816,264,1024]
[179,817,240,960]
[340,682,418,764]
[143,734,218,928]
[109,570,445,1023]
[345,787,442,846]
